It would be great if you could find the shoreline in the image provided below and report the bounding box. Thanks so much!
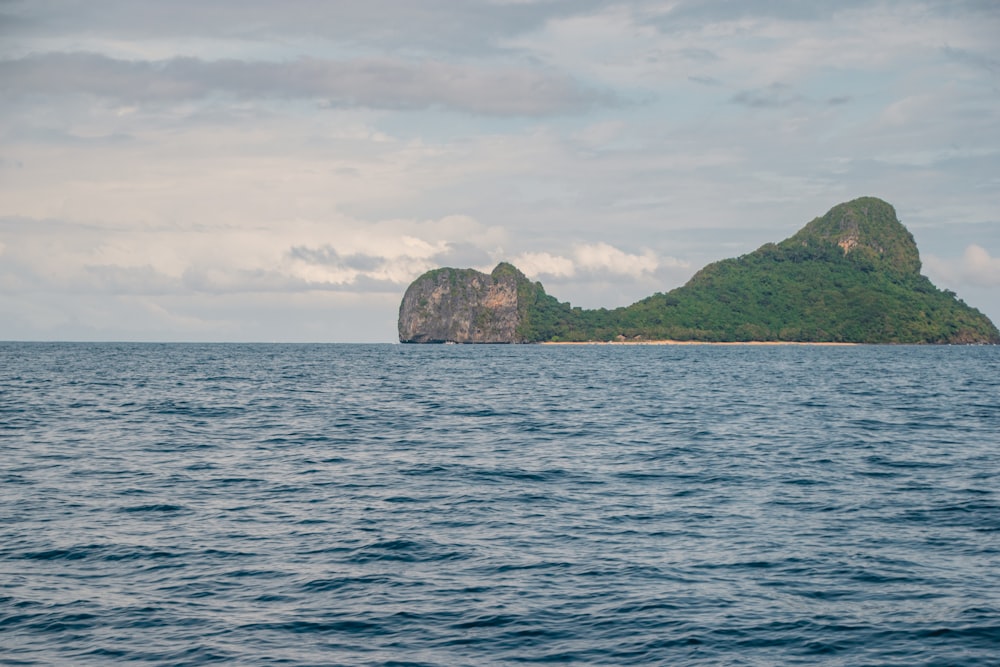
[538,340,859,346]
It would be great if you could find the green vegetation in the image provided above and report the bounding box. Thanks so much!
[514,197,999,344]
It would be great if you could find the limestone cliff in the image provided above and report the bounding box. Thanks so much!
[398,262,533,343]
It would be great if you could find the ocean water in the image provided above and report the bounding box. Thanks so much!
[2,342,999,666]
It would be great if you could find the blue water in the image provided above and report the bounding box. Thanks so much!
[2,343,999,665]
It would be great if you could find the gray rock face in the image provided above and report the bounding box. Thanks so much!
[398,263,527,343]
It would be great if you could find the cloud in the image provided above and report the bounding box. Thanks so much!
[652,0,869,25]
[1,0,609,57]
[3,0,1000,339]
[0,213,501,297]
[879,94,934,127]
[678,47,719,63]
[285,236,453,289]
[942,44,999,74]
[82,264,180,295]
[511,251,576,278]
[513,242,683,280]
[687,74,720,86]
[0,52,611,115]
[925,245,1000,288]
[574,242,658,277]
[288,246,385,272]
[731,83,803,108]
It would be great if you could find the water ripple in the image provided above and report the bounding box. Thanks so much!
[2,342,999,665]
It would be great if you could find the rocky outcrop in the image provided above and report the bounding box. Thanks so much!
[398,262,532,343]
[786,197,922,274]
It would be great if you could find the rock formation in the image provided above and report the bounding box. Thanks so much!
[398,263,534,343]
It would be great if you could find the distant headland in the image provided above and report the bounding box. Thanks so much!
[398,197,1000,344]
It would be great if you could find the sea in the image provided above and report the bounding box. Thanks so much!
[2,342,999,666]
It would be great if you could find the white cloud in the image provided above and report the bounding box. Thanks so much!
[513,242,676,281]
[573,241,658,277]
[0,213,505,298]
[961,245,1000,286]
[511,251,576,278]
[925,245,1000,288]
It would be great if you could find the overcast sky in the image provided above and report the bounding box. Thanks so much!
[2,0,998,342]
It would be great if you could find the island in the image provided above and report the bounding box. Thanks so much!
[398,197,1000,344]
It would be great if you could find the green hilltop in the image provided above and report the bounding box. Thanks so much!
[510,197,999,344]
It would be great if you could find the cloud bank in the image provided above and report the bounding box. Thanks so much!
[1,0,998,340]
[1,52,610,115]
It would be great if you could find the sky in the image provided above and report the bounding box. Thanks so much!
[1,0,999,342]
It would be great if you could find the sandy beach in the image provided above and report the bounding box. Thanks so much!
[539,340,859,346]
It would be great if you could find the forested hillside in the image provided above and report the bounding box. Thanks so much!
[511,197,998,344]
